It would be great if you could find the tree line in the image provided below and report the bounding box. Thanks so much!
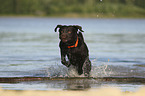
[0,0,145,17]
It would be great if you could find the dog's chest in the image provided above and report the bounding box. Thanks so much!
[67,47,81,55]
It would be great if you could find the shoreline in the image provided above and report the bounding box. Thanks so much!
[0,14,145,19]
[0,16,145,20]
[0,86,145,96]
[0,76,145,83]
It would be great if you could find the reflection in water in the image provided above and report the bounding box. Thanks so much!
[0,76,144,91]
[65,79,91,90]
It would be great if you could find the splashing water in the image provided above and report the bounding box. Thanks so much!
[43,59,112,78]
[90,58,112,78]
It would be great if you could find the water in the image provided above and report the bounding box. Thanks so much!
[0,17,145,91]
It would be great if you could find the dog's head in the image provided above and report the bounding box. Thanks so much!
[54,25,84,43]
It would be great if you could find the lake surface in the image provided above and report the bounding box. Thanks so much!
[0,17,145,91]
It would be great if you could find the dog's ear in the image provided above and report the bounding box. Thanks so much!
[54,25,62,32]
[73,25,84,32]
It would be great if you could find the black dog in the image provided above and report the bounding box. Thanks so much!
[55,25,91,76]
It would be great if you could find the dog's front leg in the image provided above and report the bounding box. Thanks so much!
[61,51,71,67]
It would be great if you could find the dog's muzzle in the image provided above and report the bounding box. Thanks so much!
[60,34,68,42]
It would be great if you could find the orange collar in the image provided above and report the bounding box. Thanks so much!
[67,37,79,48]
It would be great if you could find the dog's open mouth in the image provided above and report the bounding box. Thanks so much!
[61,39,68,42]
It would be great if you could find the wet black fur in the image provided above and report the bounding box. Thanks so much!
[55,25,91,76]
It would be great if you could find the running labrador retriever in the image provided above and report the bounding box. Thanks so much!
[55,25,91,76]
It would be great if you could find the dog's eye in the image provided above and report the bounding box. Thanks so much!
[68,31,71,34]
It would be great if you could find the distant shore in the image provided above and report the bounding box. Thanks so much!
[1,0,145,18]
[0,13,145,18]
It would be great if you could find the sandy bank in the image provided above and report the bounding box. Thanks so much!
[0,87,145,96]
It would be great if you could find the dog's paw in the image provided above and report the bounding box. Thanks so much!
[84,73,90,77]
[61,61,71,67]
[66,61,71,67]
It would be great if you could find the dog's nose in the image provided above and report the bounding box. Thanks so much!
[61,34,67,39]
